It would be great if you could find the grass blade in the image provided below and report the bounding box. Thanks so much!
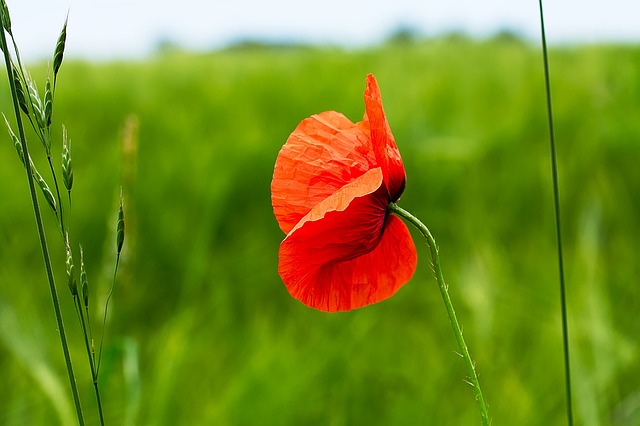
[538,1,573,425]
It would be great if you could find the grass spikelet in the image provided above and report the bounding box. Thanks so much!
[79,246,88,309]
[0,0,11,35]
[53,16,67,82]
[26,76,45,130]
[44,77,52,127]
[32,164,56,213]
[65,242,77,296]
[117,188,125,254]
[12,66,28,116]
[3,113,25,166]
[62,125,73,192]
[24,74,51,152]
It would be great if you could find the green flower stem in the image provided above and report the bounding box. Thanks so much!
[0,20,85,426]
[388,203,490,426]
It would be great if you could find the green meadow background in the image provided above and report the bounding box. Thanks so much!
[0,35,639,425]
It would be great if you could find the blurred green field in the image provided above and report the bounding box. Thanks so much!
[0,35,639,425]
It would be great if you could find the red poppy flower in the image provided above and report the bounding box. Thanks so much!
[271,74,417,312]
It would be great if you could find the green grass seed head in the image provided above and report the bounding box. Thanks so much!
[3,113,25,166]
[12,67,29,116]
[44,78,52,127]
[25,76,51,152]
[33,165,56,213]
[53,16,67,80]
[80,246,88,308]
[117,189,124,254]
[62,125,73,191]
[65,241,77,296]
[26,77,45,131]
[0,0,11,35]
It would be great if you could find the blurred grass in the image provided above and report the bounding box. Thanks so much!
[0,35,639,425]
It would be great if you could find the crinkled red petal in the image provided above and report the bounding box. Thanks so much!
[271,111,376,234]
[361,74,407,201]
[278,168,417,311]
[280,213,417,312]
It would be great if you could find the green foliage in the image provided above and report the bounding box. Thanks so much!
[0,38,639,425]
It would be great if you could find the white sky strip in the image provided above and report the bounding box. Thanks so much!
[7,0,640,60]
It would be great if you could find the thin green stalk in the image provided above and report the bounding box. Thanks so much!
[538,2,573,425]
[74,295,105,425]
[76,246,105,424]
[98,254,120,374]
[0,22,85,426]
[388,203,490,426]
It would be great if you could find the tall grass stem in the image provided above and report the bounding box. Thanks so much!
[538,2,573,425]
[0,19,85,426]
[75,294,105,425]
[388,203,490,426]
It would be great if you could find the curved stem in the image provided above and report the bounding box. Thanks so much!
[98,253,120,375]
[388,203,490,426]
[0,23,85,426]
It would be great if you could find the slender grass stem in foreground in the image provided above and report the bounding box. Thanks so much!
[388,203,490,426]
[0,7,85,425]
[77,246,105,426]
[538,2,573,425]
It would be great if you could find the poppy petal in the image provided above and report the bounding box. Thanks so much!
[280,210,417,312]
[272,111,376,234]
[361,74,406,201]
[278,167,417,311]
[283,167,388,261]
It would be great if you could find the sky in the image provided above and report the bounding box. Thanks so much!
[5,0,640,61]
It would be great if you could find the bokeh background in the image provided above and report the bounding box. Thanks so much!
[1,1,639,425]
